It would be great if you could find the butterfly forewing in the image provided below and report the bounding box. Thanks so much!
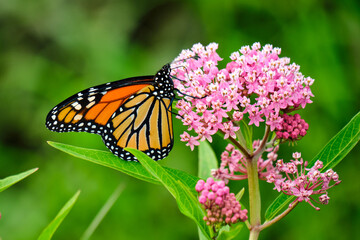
[46,64,175,161]
[46,77,153,133]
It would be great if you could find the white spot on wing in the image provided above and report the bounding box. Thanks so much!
[86,101,96,108]
[74,114,83,121]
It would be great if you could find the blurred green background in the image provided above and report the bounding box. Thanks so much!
[0,0,359,239]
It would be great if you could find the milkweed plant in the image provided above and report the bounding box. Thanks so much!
[47,42,360,240]
[170,42,340,239]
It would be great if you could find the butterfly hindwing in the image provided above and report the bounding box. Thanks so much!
[103,85,174,161]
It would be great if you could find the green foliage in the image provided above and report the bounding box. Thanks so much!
[47,141,199,192]
[0,168,38,193]
[265,111,360,221]
[127,148,213,239]
[38,191,80,240]
[81,184,125,240]
[217,224,244,240]
[47,141,159,184]
[235,188,245,202]
[264,194,293,222]
[309,111,360,170]
[47,141,210,237]
[240,121,253,152]
[198,141,218,179]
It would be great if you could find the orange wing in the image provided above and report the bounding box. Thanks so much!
[46,77,154,133]
[83,84,149,125]
[102,85,174,161]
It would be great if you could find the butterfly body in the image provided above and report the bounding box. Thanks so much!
[46,64,175,161]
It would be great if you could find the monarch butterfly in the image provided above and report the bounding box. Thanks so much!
[46,64,175,161]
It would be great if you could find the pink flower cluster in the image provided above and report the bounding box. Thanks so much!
[171,42,314,149]
[195,178,248,225]
[267,152,341,210]
[212,142,282,183]
[275,113,309,141]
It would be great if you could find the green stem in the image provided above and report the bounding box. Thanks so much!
[247,156,261,240]
[252,126,270,160]
[227,134,251,159]
[260,201,298,230]
[249,229,260,240]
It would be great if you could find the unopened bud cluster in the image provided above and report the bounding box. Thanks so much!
[195,178,248,225]
[275,113,309,141]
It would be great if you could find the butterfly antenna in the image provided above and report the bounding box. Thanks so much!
[171,54,200,80]
[170,64,191,85]
[171,54,199,65]
[174,88,206,100]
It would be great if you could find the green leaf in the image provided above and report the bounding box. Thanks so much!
[81,184,125,240]
[0,168,38,193]
[197,141,218,239]
[198,227,209,240]
[198,141,218,179]
[235,188,245,202]
[48,141,157,183]
[217,224,244,240]
[308,111,360,170]
[38,190,80,240]
[127,148,212,239]
[47,141,199,193]
[265,111,360,220]
[264,193,294,221]
[240,120,253,152]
